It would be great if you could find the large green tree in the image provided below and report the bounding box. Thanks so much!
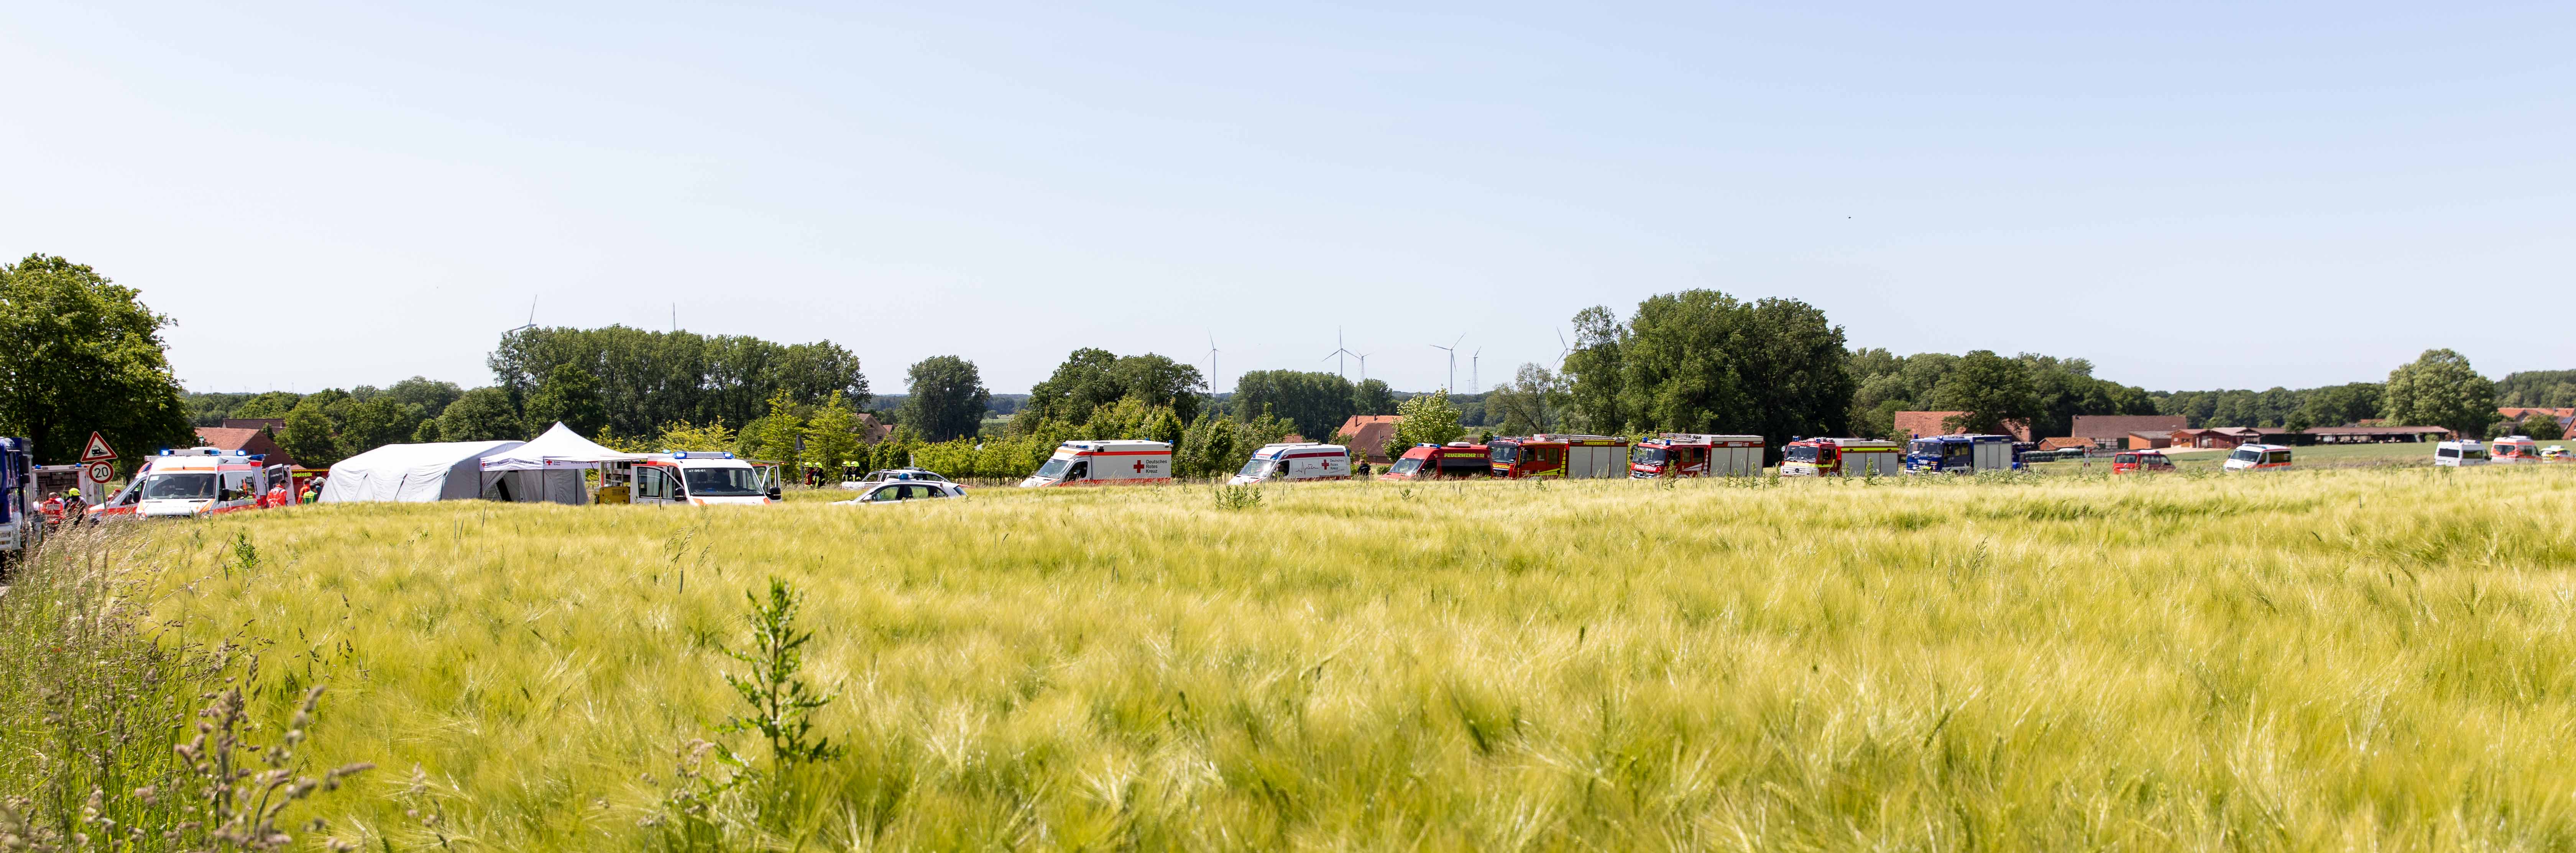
[2496,370,2576,409]
[1012,348,1203,432]
[2382,348,2498,439]
[488,325,868,438]
[802,391,863,477]
[1350,379,1397,417]
[1930,350,2039,436]
[1230,370,1356,440]
[1487,363,1574,436]
[523,364,607,437]
[897,356,991,442]
[435,387,524,443]
[1564,291,1851,456]
[0,255,196,468]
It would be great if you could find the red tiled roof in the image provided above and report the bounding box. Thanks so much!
[194,427,293,467]
[1334,415,1405,463]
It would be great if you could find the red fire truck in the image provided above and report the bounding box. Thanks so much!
[1778,438,1902,477]
[1382,442,1491,480]
[1488,434,1631,479]
[1629,434,1764,478]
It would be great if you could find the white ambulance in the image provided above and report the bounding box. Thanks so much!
[628,452,779,505]
[1229,443,1350,485]
[1020,440,1172,487]
[136,448,273,518]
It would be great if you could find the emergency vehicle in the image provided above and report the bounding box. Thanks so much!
[1779,438,1902,477]
[135,448,274,518]
[1020,440,1172,487]
[1,437,40,567]
[1630,434,1764,478]
[1382,442,1491,480]
[2222,444,2293,472]
[2111,449,2175,474]
[2488,436,2542,464]
[626,452,780,505]
[1229,443,1350,485]
[2433,440,2489,467]
[1488,435,1631,479]
[1903,434,2018,475]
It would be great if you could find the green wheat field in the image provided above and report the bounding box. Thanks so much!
[18,466,2576,851]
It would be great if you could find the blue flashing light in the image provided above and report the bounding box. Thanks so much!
[673,452,690,459]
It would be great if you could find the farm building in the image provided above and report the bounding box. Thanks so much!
[2171,426,2297,449]
[2035,437,2095,452]
[2126,432,2172,449]
[1334,415,1405,463]
[2068,415,2188,449]
[1893,411,2030,442]
[2497,408,2574,433]
[194,426,294,468]
[2302,425,2453,444]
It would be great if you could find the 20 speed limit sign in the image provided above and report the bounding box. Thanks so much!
[85,462,113,484]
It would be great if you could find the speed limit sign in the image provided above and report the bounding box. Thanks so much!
[85,462,113,485]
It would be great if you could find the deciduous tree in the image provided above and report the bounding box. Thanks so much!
[0,254,195,468]
[2382,349,2497,439]
[1932,350,2038,436]
[897,356,990,442]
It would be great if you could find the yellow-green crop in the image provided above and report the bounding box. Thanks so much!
[113,467,2576,850]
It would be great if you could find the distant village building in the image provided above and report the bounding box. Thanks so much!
[194,426,294,467]
[1334,415,1405,463]
[2068,415,2188,449]
[1892,411,2030,442]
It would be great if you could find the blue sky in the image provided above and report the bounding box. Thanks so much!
[4,2,2569,396]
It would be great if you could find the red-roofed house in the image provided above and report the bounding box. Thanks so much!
[194,427,294,467]
[1892,411,2030,442]
[1333,415,1405,463]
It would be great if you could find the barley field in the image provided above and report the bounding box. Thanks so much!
[21,467,2576,850]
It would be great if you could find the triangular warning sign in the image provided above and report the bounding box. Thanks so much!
[80,431,117,462]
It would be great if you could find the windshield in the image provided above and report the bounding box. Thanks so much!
[682,466,765,496]
[1388,458,1424,476]
[1238,459,1274,478]
[1034,458,1071,480]
[2229,449,2259,462]
[2115,454,2137,464]
[1490,444,1519,463]
[1784,445,1819,463]
[143,472,216,500]
[1633,447,1666,465]
[1908,440,1935,455]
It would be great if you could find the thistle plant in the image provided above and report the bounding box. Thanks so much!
[717,579,841,770]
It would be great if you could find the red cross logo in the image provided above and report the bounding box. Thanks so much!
[1133,459,1147,473]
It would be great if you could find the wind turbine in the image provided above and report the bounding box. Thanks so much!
[1471,348,1482,394]
[1555,329,1574,368]
[1355,352,1372,384]
[1206,332,1221,395]
[1429,333,1464,396]
[1322,327,1357,380]
[506,297,537,334]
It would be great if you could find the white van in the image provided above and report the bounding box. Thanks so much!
[2433,440,2489,467]
[1020,440,1172,487]
[1229,443,1350,485]
[2222,444,2293,472]
[629,452,779,505]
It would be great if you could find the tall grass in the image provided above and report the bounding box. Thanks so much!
[45,467,2576,849]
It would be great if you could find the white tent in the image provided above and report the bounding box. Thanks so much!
[475,423,643,505]
[320,440,524,503]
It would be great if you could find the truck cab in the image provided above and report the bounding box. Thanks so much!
[1904,434,2017,474]
[628,452,779,505]
[1489,435,1631,479]
[136,449,273,518]
[1779,438,1901,477]
[2433,440,2489,467]
[1020,440,1173,487]
[1382,442,1491,480]
[2222,444,2293,472]
[1630,434,1764,478]
[1229,443,1350,485]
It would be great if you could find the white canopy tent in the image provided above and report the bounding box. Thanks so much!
[320,440,525,503]
[475,423,645,505]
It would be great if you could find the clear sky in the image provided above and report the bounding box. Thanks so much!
[5,2,2569,396]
